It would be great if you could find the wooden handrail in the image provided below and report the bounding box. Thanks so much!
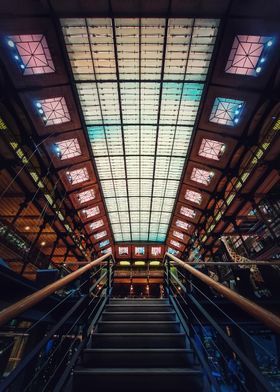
[166,253,280,334]
[0,253,114,328]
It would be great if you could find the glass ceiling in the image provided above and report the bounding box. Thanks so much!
[61,18,219,242]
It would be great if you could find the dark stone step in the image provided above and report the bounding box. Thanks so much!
[97,321,180,333]
[109,299,169,305]
[105,304,172,313]
[101,311,176,322]
[91,333,187,348]
[73,367,203,392]
[82,348,194,368]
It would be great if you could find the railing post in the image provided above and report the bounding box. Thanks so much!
[106,257,111,297]
[166,256,171,297]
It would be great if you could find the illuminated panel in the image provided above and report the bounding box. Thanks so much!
[54,138,81,160]
[151,246,162,256]
[190,168,214,186]
[7,34,55,75]
[66,167,89,185]
[36,97,71,126]
[198,138,226,160]
[101,247,112,254]
[180,206,196,219]
[135,246,145,256]
[167,247,178,255]
[225,35,273,76]
[77,189,96,204]
[209,97,244,126]
[170,239,182,248]
[94,230,107,240]
[176,219,190,230]
[82,206,100,218]
[61,18,219,241]
[99,239,110,248]
[89,219,104,231]
[173,230,184,240]
[184,189,202,205]
[119,246,129,255]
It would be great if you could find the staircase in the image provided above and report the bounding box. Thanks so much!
[73,298,203,392]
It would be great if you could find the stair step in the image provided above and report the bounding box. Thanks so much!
[91,333,186,348]
[97,321,180,333]
[105,304,172,313]
[73,368,203,392]
[101,311,176,322]
[109,299,169,305]
[82,348,194,368]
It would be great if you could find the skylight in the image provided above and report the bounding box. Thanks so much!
[151,246,162,256]
[36,97,71,126]
[61,17,219,241]
[54,138,81,160]
[176,219,190,230]
[173,230,184,240]
[225,35,273,77]
[119,246,129,255]
[82,206,100,218]
[89,219,104,231]
[135,247,145,256]
[94,230,107,240]
[209,97,245,126]
[170,239,182,248]
[7,34,55,75]
[66,167,89,185]
[101,247,112,254]
[180,206,196,219]
[191,168,215,185]
[184,189,202,205]
[99,239,110,248]
[77,189,96,204]
[167,247,178,255]
[198,138,226,160]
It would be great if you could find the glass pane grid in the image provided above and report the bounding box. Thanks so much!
[61,17,219,241]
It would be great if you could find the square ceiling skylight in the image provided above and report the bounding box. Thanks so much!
[61,17,219,242]
[225,35,273,77]
[191,168,215,185]
[89,219,104,231]
[36,97,71,126]
[209,97,244,126]
[151,246,162,256]
[167,247,179,255]
[180,206,196,219]
[170,239,182,249]
[66,167,89,185]
[99,239,110,248]
[82,206,100,218]
[77,189,96,204]
[54,138,81,160]
[176,219,190,231]
[198,138,226,160]
[93,230,107,240]
[101,247,112,254]
[7,34,55,75]
[173,230,184,240]
[184,189,202,205]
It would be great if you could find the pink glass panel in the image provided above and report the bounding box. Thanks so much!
[39,97,71,126]
[198,138,225,160]
[9,34,55,75]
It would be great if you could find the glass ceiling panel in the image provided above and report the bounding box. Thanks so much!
[61,17,219,242]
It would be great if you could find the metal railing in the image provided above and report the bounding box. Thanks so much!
[164,252,280,392]
[0,253,115,392]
